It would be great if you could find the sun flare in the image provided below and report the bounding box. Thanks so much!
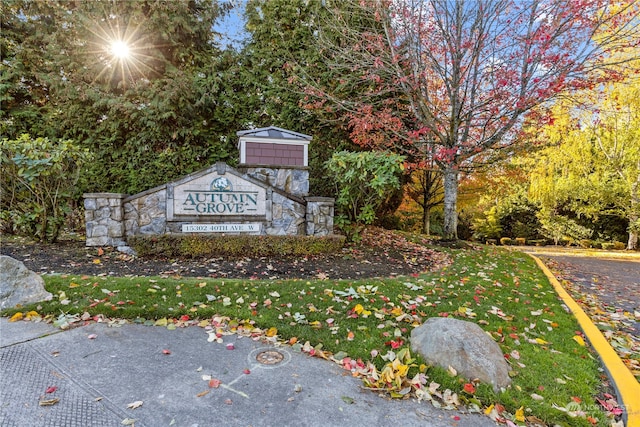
[82,10,158,89]
[110,40,130,59]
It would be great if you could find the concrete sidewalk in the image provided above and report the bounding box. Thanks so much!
[0,318,496,427]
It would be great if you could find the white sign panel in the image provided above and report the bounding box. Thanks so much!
[182,223,261,233]
[173,174,266,216]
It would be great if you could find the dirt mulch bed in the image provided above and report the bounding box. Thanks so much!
[1,227,451,280]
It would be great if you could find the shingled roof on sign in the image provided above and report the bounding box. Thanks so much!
[236,126,312,141]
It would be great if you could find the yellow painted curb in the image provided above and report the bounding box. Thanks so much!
[530,254,640,427]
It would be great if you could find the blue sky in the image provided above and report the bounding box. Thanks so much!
[215,1,248,48]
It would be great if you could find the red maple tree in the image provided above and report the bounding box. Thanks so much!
[303,0,640,239]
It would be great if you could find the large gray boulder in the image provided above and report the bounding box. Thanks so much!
[411,317,511,392]
[0,255,52,310]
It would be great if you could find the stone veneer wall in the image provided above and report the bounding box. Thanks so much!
[83,165,333,247]
[305,197,334,236]
[238,166,309,198]
[83,193,127,247]
[124,188,167,237]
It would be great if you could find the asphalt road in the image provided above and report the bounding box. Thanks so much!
[537,253,640,337]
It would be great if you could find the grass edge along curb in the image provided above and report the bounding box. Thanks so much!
[529,254,640,427]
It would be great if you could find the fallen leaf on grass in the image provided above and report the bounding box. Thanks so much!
[265,327,278,337]
[572,335,586,346]
[462,383,476,394]
[9,312,23,322]
[515,406,525,422]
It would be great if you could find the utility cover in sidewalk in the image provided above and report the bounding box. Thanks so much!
[256,350,284,365]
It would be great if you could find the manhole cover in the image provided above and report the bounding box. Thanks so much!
[256,350,284,365]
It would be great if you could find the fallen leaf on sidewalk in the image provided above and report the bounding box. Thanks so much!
[127,400,143,409]
[45,386,57,394]
[196,390,210,397]
[39,398,60,406]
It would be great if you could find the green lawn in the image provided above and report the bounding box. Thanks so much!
[5,243,616,426]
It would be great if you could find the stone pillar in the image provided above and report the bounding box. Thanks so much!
[305,197,335,236]
[83,193,127,247]
[239,166,309,198]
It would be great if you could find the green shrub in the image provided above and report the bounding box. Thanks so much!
[325,150,405,242]
[472,206,502,241]
[486,239,497,245]
[559,237,572,246]
[500,237,513,246]
[579,239,593,249]
[515,237,526,245]
[1,134,91,242]
[601,242,616,250]
[129,234,346,258]
[613,241,626,250]
[528,239,547,246]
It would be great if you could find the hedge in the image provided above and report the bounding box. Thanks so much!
[129,234,346,258]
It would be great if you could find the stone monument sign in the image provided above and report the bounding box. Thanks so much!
[83,127,334,249]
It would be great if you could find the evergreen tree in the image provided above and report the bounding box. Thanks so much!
[242,0,356,196]
[2,0,248,194]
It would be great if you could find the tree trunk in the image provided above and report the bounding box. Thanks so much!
[628,165,639,250]
[629,219,638,250]
[442,166,459,241]
[423,206,431,236]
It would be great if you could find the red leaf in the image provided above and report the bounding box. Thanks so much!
[162,349,171,355]
[209,378,221,388]
[463,383,476,394]
[45,386,57,394]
